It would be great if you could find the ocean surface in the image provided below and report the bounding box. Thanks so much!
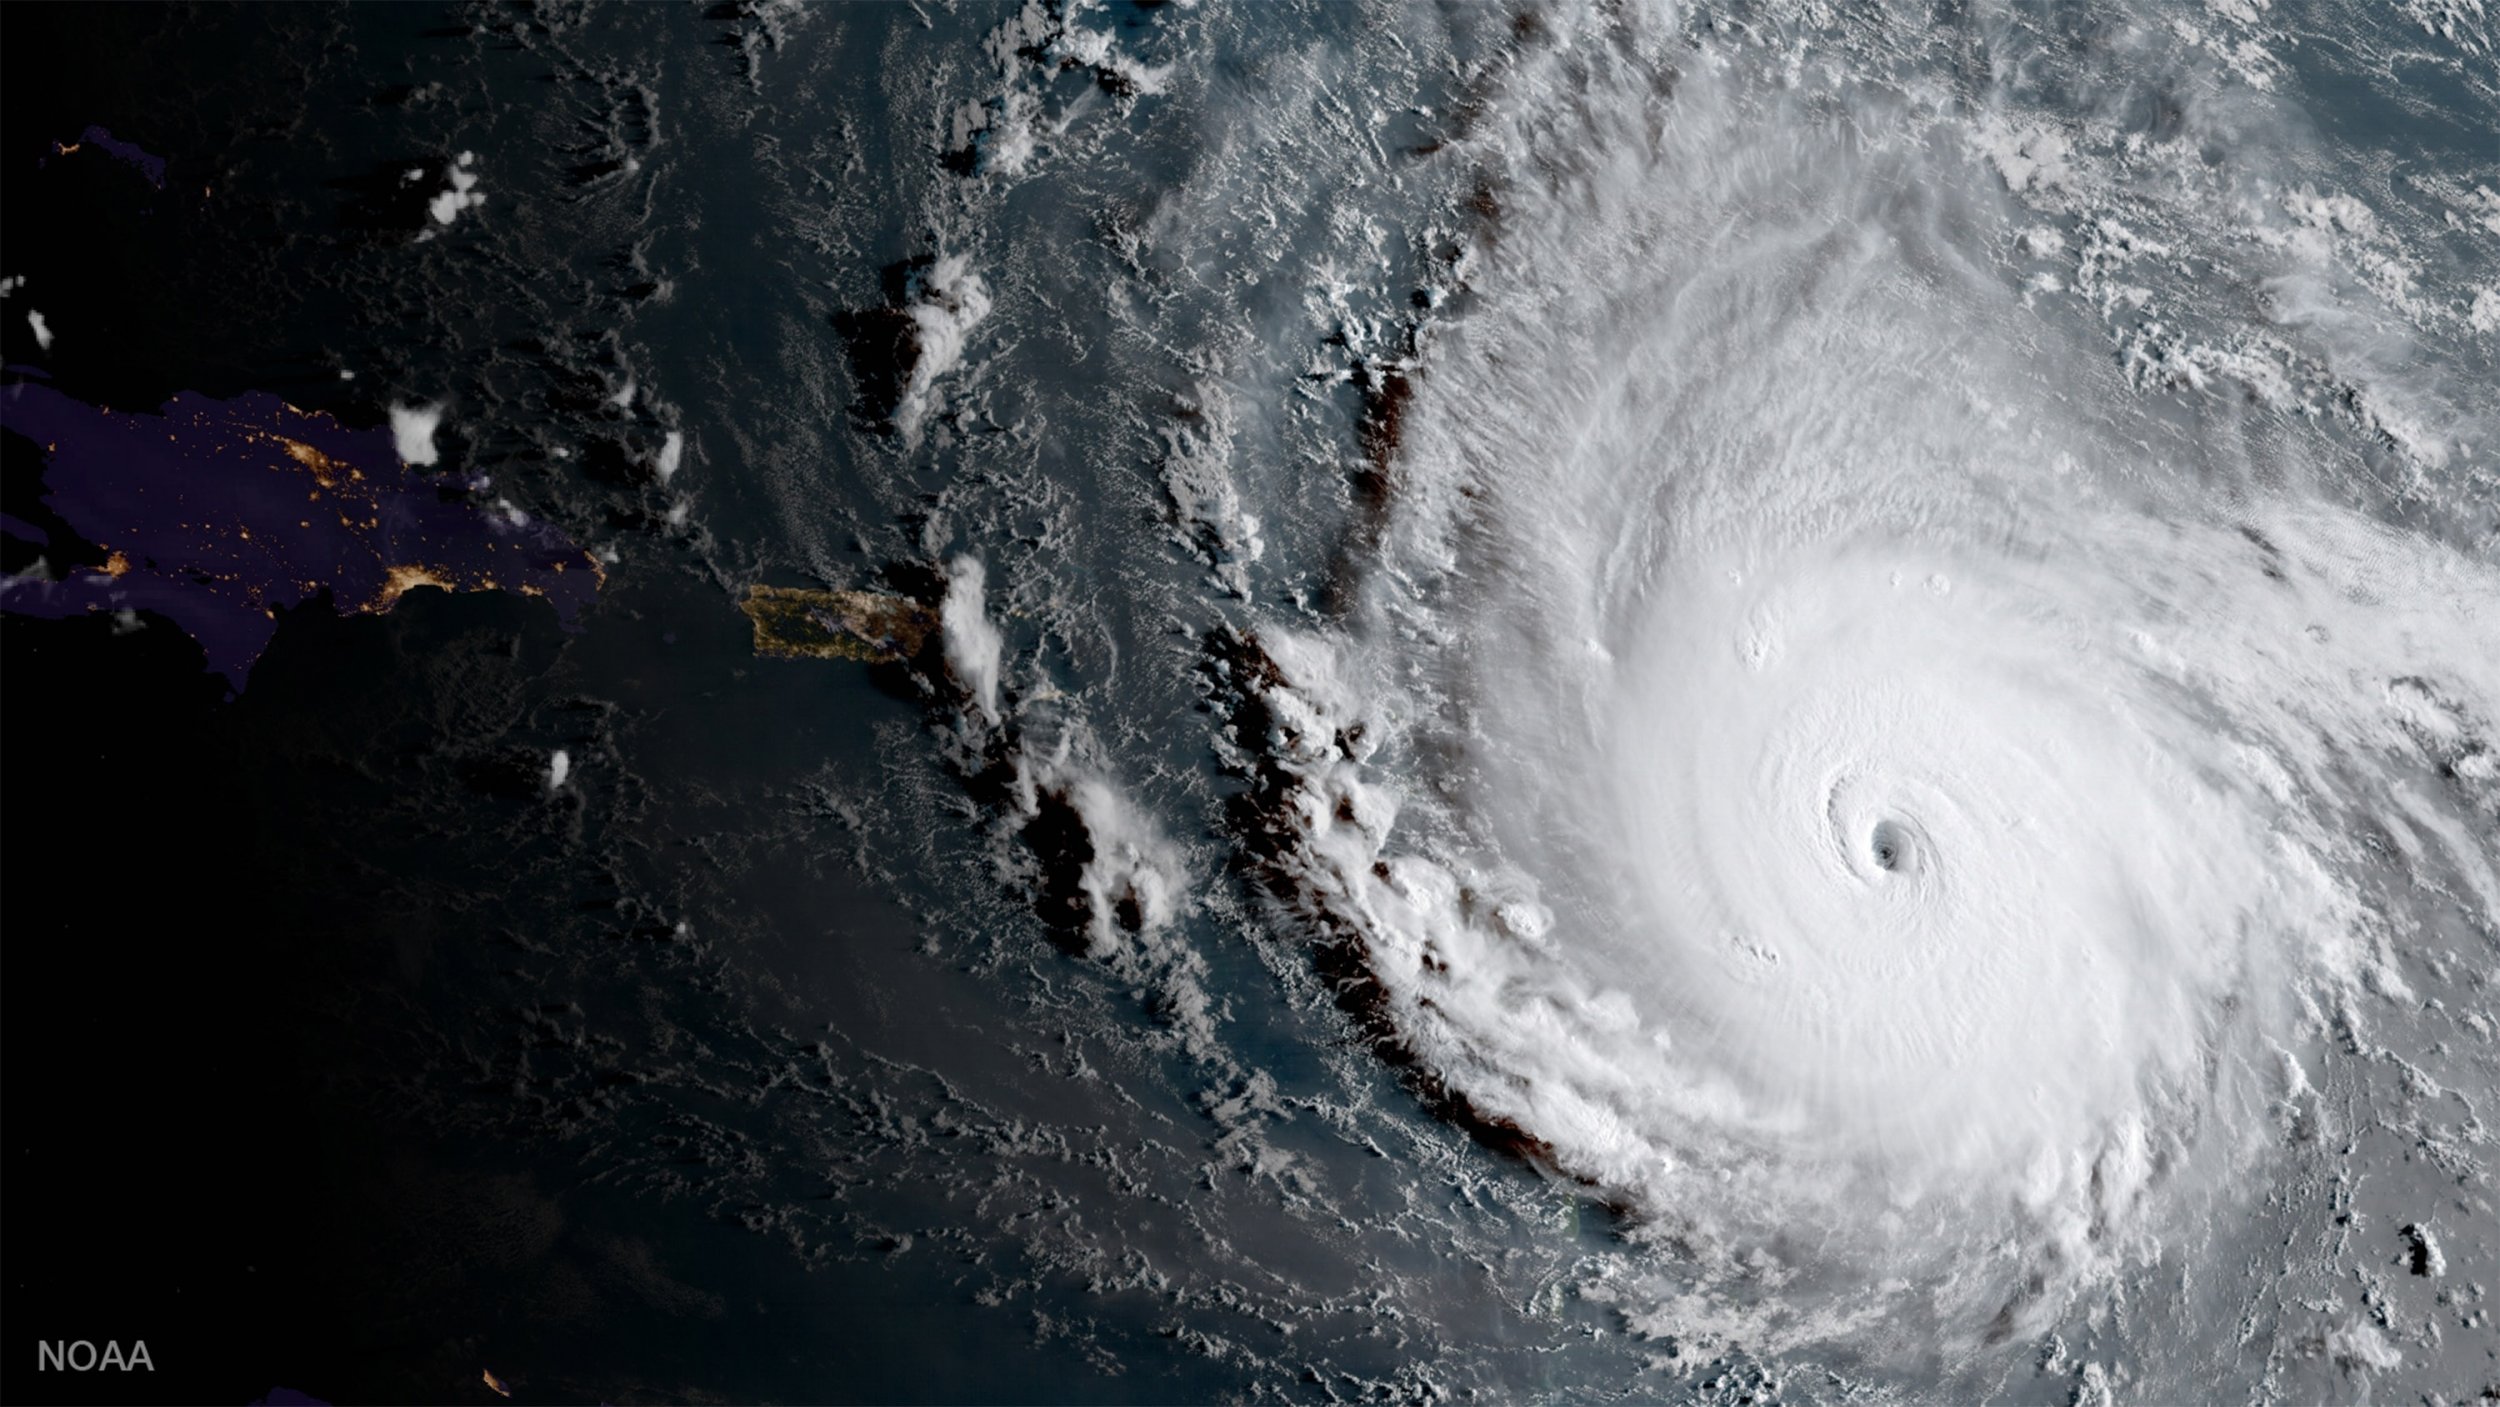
[4,2,2497,1403]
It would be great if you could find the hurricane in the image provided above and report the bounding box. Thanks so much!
[1144,0,2500,1377]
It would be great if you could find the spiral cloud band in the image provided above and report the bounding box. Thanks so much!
[1245,22,2500,1356]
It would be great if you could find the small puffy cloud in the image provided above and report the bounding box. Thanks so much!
[942,554,1004,723]
[425,151,486,228]
[390,402,444,466]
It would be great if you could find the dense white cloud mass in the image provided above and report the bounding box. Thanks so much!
[1234,15,2500,1358]
[389,402,444,466]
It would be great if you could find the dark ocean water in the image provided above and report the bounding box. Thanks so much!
[6,3,2497,1404]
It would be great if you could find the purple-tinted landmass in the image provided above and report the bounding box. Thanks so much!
[48,125,168,188]
[248,1390,333,1407]
[1,377,601,691]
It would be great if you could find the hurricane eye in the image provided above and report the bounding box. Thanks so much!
[1869,819,1911,874]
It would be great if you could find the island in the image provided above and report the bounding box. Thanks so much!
[1,376,602,691]
[737,583,932,662]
